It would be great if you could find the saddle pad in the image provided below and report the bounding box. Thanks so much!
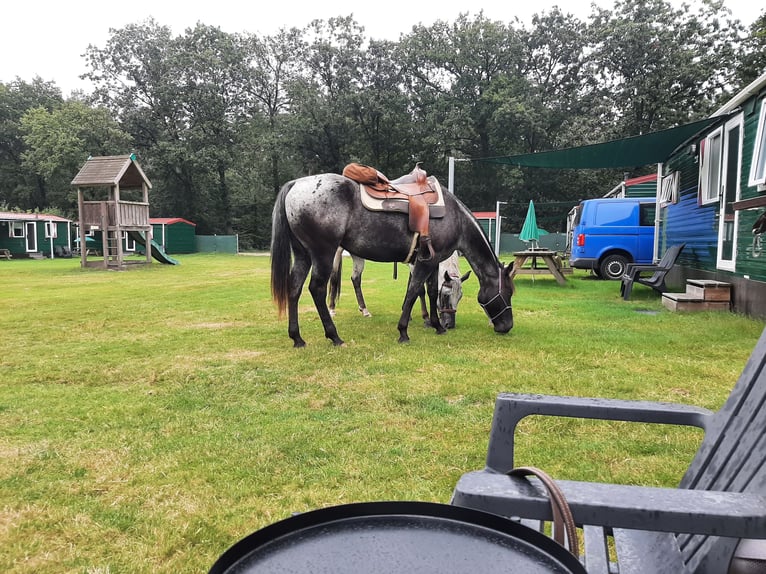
[360,177,446,218]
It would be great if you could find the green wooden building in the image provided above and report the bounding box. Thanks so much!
[0,212,73,258]
[657,71,766,318]
[146,218,197,254]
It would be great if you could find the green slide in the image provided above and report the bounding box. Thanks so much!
[127,231,180,265]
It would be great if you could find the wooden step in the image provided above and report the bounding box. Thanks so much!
[663,292,730,312]
[685,279,731,301]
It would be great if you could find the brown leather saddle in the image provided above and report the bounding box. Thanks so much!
[342,163,444,261]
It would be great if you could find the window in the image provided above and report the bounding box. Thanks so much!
[699,129,723,205]
[749,97,766,191]
[659,171,680,207]
[639,204,656,226]
[45,221,57,239]
[11,222,24,238]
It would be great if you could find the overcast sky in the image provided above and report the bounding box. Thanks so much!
[2,0,763,96]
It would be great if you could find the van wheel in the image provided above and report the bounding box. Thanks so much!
[599,254,629,280]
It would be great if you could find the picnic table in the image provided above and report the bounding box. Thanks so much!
[510,249,570,285]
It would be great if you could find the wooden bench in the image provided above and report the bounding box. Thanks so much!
[0,249,12,260]
[451,325,766,573]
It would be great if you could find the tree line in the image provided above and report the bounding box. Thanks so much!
[1,0,764,248]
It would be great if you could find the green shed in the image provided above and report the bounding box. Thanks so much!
[147,218,197,254]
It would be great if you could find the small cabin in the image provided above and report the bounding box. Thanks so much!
[0,212,73,258]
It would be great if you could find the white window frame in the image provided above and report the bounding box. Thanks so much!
[749,97,766,191]
[699,127,723,205]
[45,221,57,239]
[10,222,24,238]
[659,171,680,207]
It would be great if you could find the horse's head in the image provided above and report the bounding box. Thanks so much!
[477,263,514,333]
[437,269,471,329]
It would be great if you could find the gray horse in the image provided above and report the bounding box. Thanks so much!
[271,173,513,347]
[328,249,471,330]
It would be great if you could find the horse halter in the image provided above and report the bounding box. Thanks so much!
[438,275,460,315]
[479,266,511,322]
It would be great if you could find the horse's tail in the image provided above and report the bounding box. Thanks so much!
[270,180,296,318]
[328,246,343,305]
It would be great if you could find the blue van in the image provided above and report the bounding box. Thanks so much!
[569,197,656,280]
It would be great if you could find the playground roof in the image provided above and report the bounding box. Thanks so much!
[71,154,152,189]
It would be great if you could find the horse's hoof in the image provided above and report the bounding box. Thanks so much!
[329,309,336,317]
[361,309,372,317]
[398,336,410,343]
[293,341,307,348]
[332,339,345,346]
[435,328,447,335]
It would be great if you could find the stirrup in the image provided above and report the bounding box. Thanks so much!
[418,236,435,261]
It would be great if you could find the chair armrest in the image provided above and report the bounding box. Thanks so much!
[623,264,661,278]
[486,393,713,472]
[452,471,766,538]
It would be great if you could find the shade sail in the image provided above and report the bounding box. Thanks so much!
[519,200,540,244]
[473,117,722,169]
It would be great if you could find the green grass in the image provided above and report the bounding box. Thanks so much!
[0,254,763,573]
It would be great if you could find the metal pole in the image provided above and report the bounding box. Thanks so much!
[448,156,455,193]
[495,201,507,256]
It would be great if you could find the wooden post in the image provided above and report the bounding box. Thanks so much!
[77,188,87,268]
[143,182,151,264]
[113,183,124,267]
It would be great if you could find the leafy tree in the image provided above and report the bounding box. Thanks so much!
[589,0,745,134]
[737,12,766,86]
[0,78,63,210]
[20,100,132,213]
[287,16,369,174]
[248,27,309,195]
[397,13,528,208]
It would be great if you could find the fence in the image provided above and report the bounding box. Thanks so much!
[195,235,239,254]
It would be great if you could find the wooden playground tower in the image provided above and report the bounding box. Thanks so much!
[71,154,153,269]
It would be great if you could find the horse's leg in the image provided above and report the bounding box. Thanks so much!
[328,246,343,317]
[425,273,446,335]
[404,270,429,325]
[418,285,429,323]
[307,254,345,346]
[288,245,312,348]
[350,256,371,317]
[397,264,435,343]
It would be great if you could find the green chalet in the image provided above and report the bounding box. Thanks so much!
[658,71,766,318]
[0,212,73,259]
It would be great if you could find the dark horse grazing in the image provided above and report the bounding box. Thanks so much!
[271,173,513,347]
[328,249,471,330]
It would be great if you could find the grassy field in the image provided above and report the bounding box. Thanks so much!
[1,253,763,573]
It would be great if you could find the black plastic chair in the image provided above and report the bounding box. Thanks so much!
[451,325,766,573]
[619,243,685,300]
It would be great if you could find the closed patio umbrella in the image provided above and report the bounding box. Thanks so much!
[519,200,540,248]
